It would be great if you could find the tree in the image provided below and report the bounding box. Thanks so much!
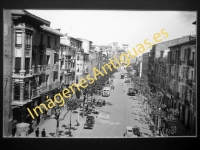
[127,72,179,136]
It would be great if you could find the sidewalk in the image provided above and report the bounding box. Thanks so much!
[134,94,164,137]
[167,119,192,136]
[28,108,87,138]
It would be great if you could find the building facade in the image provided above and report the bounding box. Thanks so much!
[4,9,64,137]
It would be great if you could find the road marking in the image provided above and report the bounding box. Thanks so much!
[76,126,84,137]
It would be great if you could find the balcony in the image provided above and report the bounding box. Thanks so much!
[64,50,72,56]
[186,79,193,87]
[187,60,194,67]
[53,64,59,71]
[25,49,30,56]
[40,65,46,74]
[32,65,41,75]
[54,46,60,52]
[39,85,49,93]
[31,88,40,99]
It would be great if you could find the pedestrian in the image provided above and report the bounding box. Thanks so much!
[123,87,125,92]
[35,128,39,137]
[41,128,46,137]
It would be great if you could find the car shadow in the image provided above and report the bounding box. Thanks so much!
[49,132,55,137]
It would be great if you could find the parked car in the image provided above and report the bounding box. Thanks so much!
[124,126,137,138]
[127,88,135,96]
[102,87,111,97]
[96,99,106,107]
[84,115,95,129]
[121,74,124,79]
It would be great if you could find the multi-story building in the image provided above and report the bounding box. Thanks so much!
[4,9,64,137]
[142,52,150,81]
[60,34,75,87]
[148,36,193,93]
[168,38,196,135]
[76,38,92,79]
[69,37,84,84]
[148,35,196,135]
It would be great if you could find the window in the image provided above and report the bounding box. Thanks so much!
[39,76,42,86]
[192,52,195,61]
[47,36,51,48]
[46,75,49,86]
[53,72,58,82]
[40,34,44,44]
[55,38,57,46]
[15,33,22,47]
[25,58,30,73]
[191,70,193,80]
[46,55,50,65]
[25,33,31,48]
[54,54,57,64]
[15,57,21,73]
[40,55,43,65]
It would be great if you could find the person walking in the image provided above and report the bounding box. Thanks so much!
[35,128,39,137]
[41,128,46,137]
[123,87,125,92]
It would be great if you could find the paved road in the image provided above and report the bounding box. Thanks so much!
[76,71,153,138]
[29,71,153,138]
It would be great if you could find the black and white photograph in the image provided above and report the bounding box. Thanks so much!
[3,9,197,138]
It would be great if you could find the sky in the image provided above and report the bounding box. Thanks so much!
[27,10,196,54]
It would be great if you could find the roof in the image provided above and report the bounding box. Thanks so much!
[11,9,50,26]
[76,38,92,43]
[168,38,196,48]
[126,126,133,130]
[40,25,64,36]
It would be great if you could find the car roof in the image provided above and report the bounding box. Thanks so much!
[126,126,133,130]
[103,87,110,90]
[87,115,95,118]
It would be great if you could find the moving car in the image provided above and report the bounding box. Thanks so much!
[127,88,135,96]
[102,87,111,97]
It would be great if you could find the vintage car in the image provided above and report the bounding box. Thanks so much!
[102,87,111,97]
[84,115,95,129]
[124,126,137,138]
[96,99,106,107]
[127,88,135,96]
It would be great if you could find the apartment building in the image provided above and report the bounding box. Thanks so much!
[142,52,150,81]
[148,35,196,135]
[76,38,92,79]
[168,38,196,134]
[60,34,75,87]
[4,9,64,137]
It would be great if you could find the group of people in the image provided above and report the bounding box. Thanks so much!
[35,128,46,137]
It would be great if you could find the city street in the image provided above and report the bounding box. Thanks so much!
[29,71,154,138]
